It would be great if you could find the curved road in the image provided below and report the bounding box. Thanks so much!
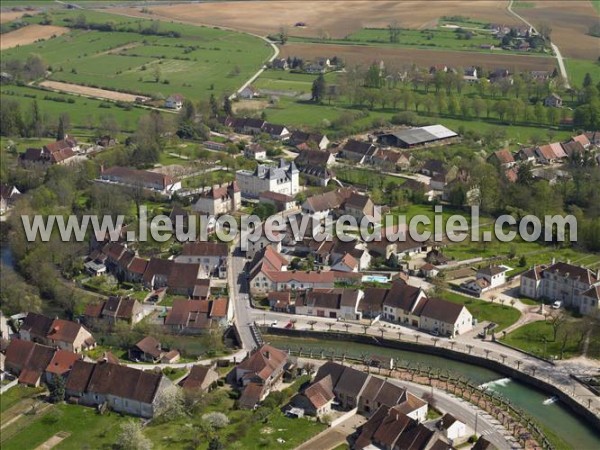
[507,0,570,88]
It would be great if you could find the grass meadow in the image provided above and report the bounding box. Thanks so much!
[4,8,272,99]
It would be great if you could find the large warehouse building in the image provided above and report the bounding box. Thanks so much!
[377,125,459,148]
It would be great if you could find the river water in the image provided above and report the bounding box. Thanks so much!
[264,335,600,450]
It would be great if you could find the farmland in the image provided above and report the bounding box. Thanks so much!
[278,43,557,73]
[515,0,600,60]
[39,80,149,102]
[2,9,273,99]
[0,24,69,50]
[107,1,520,39]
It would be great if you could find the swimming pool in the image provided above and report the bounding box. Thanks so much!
[361,275,390,283]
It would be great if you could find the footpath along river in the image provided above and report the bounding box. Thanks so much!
[264,334,600,450]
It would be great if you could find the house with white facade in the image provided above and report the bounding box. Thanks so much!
[98,167,181,196]
[520,261,600,317]
[192,181,241,216]
[173,242,228,278]
[236,159,299,198]
[165,94,184,110]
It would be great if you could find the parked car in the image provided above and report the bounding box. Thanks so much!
[284,321,293,329]
[270,320,278,327]
[552,301,562,309]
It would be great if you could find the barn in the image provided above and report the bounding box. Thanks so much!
[377,125,458,149]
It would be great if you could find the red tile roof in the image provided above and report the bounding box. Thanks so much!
[236,344,288,382]
[46,349,81,375]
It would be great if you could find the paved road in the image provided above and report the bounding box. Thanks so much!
[229,244,256,350]
[386,377,515,450]
[507,0,570,88]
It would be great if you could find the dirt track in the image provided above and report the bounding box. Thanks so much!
[39,80,148,103]
[279,42,557,72]
[0,24,68,50]
[107,1,519,39]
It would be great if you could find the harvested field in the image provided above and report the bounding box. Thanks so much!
[0,24,68,50]
[279,43,557,72]
[107,1,520,39]
[0,10,37,24]
[38,80,149,103]
[515,1,599,60]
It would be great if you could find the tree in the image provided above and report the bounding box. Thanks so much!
[153,65,161,83]
[202,412,230,429]
[56,113,69,141]
[472,97,485,118]
[24,54,46,80]
[548,311,567,341]
[209,94,219,117]
[223,96,233,116]
[388,21,401,43]
[208,438,224,450]
[278,26,288,45]
[311,74,326,103]
[29,99,44,137]
[117,420,153,450]
[538,22,552,41]
[364,63,381,88]
[154,385,185,421]
[48,374,65,403]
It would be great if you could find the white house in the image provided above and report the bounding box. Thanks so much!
[193,181,241,216]
[418,298,473,337]
[520,261,600,317]
[236,159,299,198]
[477,265,508,289]
[244,143,268,161]
[165,94,184,110]
[437,413,468,444]
[239,85,259,99]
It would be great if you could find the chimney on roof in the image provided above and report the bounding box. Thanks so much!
[264,351,270,359]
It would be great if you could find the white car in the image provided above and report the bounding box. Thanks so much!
[270,320,278,327]
[552,301,562,309]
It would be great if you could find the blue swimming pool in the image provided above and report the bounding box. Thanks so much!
[361,275,390,283]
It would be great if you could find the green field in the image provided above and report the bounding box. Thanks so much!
[3,9,272,99]
[441,291,521,332]
[1,84,148,133]
[564,58,600,87]
[255,69,574,142]
[502,318,600,359]
[290,24,549,56]
[344,27,502,53]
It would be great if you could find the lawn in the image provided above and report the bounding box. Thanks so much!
[335,166,406,189]
[0,385,45,415]
[1,404,124,450]
[144,382,325,449]
[4,9,272,99]
[441,291,521,332]
[501,317,600,359]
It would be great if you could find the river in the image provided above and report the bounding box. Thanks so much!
[264,335,600,450]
